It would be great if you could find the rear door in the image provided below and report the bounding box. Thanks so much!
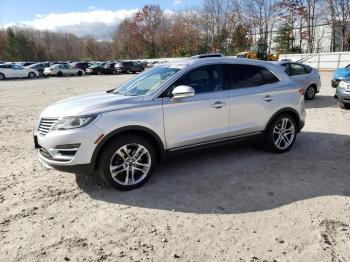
[161,64,230,149]
[227,64,281,137]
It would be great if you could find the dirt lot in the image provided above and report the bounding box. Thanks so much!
[0,72,350,262]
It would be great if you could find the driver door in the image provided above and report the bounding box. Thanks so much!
[161,64,230,150]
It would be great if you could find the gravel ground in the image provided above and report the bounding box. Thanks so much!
[0,73,350,262]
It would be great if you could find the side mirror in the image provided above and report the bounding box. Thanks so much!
[172,85,195,99]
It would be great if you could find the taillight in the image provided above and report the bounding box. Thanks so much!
[299,88,305,96]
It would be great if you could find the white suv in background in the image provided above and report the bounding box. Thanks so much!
[34,58,306,190]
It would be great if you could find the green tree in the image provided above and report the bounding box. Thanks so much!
[274,23,295,53]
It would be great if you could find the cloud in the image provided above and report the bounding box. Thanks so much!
[7,8,138,40]
[173,0,183,4]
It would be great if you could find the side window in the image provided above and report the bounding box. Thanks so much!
[161,65,224,97]
[290,63,306,76]
[174,65,224,94]
[280,63,291,75]
[228,64,277,89]
[260,68,279,84]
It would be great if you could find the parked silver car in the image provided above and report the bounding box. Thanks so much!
[44,64,84,77]
[34,58,305,190]
[335,80,350,109]
[277,61,321,100]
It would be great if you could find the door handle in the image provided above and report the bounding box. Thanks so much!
[263,95,276,102]
[211,101,226,109]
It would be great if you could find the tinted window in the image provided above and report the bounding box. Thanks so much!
[228,64,278,89]
[289,63,306,76]
[172,64,224,94]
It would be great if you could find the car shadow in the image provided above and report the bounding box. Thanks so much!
[75,131,350,214]
[305,95,338,109]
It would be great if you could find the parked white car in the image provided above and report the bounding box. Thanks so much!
[44,64,84,77]
[0,63,39,80]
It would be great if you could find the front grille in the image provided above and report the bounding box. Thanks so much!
[38,118,58,136]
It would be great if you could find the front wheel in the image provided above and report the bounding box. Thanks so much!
[265,114,297,153]
[0,73,5,80]
[98,135,156,190]
[77,71,83,76]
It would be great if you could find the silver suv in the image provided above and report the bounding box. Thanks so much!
[34,58,306,190]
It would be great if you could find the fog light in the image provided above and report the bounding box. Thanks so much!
[55,143,81,149]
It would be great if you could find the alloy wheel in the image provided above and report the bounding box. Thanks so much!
[272,118,295,150]
[109,143,151,186]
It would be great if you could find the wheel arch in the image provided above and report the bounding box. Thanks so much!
[91,125,166,170]
[264,108,301,134]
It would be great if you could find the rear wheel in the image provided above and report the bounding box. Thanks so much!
[140,67,144,72]
[98,135,156,190]
[338,101,350,109]
[0,73,5,80]
[112,70,117,75]
[126,68,131,74]
[305,85,316,100]
[57,71,63,77]
[265,114,297,153]
[97,71,102,75]
[28,72,36,79]
[77,71,83,76]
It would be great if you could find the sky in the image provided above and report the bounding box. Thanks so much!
[0,0,201,39]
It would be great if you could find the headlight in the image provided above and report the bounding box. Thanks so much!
[338,81,349,89]
[52,115,98,130]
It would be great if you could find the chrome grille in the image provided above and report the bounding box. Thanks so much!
[38,118,58,135]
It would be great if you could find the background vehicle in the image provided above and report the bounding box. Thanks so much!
[335,80,350,109]
[35,58,305,191]
[85,63,106,75]
[191,53,224,59]
[44,64,84,77]
[70,62,93,72]
[237,43,279,61]
[0,63,39,80]
[101,62,118,75]
[115,61,145,74]
[277,61,321,100]
[26,62,50,76]
[17,61,36,67]
[332,64,350,87]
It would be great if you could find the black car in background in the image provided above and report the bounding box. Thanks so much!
[26,62,50,75]
[85,63,107,75]
[102,62,118,75]
[70,62,93,72]
[115,61,145,74]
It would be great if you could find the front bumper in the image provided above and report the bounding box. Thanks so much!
[335,87,350,104]
[34,123,104,172]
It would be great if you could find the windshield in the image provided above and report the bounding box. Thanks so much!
[113,66,181,96]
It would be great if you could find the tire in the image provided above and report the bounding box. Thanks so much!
[0,73,5,80]
[98,135,156,191]
[338,101,350,109]
[112,70,117,75]
[28,72,36,79]
[265,114,297,153]
[140,67,144,72]
[126,69,131,74]
[97,71,102,75]
[57,71,63,77]
[305,85,316,100]
[77,71,83,76]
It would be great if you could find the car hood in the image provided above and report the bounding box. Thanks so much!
[333,68,350,79]
[40,91,143,118]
